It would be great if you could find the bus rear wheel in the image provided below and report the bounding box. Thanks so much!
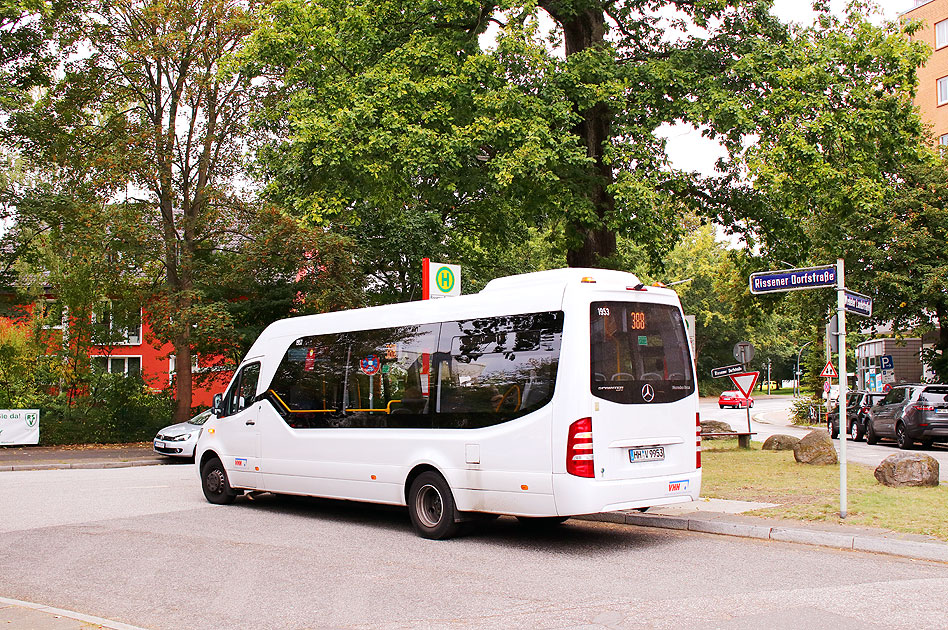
[408,471,460,540]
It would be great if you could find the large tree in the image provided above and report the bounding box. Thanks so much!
[7,0,358,420]
[244,0,786,272]
[711,4,946,379]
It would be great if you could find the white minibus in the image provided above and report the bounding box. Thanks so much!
[196,268,701,538]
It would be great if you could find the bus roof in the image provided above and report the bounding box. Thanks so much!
[244,267,654,359]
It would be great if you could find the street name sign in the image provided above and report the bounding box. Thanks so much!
[730,372,759,399]
[711,364,744,379]
[749,265,837,295]
[843,290,872,317]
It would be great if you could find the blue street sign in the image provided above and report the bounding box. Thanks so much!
[880,354,894,371]
[749,265,837,294]
[843,289,872,318]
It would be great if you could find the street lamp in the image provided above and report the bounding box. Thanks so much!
[795,340,814,397]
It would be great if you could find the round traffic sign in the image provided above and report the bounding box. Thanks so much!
[733,341,755,363]
[360,354,381,376]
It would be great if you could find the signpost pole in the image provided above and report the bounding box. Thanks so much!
[837,258,848,519]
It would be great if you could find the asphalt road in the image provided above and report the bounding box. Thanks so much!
[701,395,948,481]
[3,465,948,629]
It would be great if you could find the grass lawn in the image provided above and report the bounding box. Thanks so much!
[701,439,948,541]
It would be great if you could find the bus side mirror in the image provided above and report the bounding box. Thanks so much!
[212,393,223,416]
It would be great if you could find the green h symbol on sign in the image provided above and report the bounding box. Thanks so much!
[436,267,455,293]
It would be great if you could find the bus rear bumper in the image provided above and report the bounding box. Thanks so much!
[552,470,702,516]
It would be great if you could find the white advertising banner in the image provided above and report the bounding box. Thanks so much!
[0,409,40,445]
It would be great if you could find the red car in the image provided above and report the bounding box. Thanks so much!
[718,390,754,409]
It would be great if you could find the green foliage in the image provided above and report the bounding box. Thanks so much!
[35,374,174,445]
[244,0,789,271]
[790,396,823,426]
[866,153,948,381]
[630,221,805,389]
[0,324,42,407]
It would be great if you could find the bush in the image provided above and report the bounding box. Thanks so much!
[790,396,825,426]
[32,374,174,445]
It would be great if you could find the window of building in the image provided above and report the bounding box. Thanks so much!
[940,134,948,148]
[938,19,948,49]
[939,77,948,106]
[92,301,142,345]
[37,299,64,330]
[92,355,142,375]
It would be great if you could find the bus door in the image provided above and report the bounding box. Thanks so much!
[216,360,263,489]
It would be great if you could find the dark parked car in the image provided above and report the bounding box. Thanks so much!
[828,390,886,440]
[866,384,948,449]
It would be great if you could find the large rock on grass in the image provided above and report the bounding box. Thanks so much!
[762,434,800,451]
[874,453,939,487]
[700,420,733,438]
[793,429,838,465]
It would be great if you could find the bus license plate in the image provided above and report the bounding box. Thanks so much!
[630,446,664,463]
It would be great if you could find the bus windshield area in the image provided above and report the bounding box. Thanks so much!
[590,301,695,405]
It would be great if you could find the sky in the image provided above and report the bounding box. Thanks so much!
[662,0,917,176]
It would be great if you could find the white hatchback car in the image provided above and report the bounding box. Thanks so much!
[154,409,213,458]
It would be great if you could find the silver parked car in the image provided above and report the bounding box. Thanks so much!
[154,409,213,458]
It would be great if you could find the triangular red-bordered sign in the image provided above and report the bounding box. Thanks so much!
[820,360,838,379]
[729,372,759,399]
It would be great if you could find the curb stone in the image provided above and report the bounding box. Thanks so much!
[0,596,149,630]
[581,511,948,563]
[3,459,168,472]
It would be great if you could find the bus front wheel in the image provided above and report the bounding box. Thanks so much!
[408,471,460,540]
[201,457,237,505]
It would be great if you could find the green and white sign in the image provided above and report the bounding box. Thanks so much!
[428,262,461,299]
[0,409,40,445]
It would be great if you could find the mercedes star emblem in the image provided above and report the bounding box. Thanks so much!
[641,384,655,402]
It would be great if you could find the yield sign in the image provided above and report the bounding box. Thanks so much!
[820,360,838,379]
[729,372,759,399]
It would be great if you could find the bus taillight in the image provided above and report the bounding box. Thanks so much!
[567,417,594,478]
[696,412,701,469]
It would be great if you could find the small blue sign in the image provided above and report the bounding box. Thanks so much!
[880,355,894,371]
[843,290,872,317]
[749,265,837,294]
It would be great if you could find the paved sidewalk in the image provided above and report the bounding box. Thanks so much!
[0,443,173,471]
[584,497,948,564]
[0,597,147,630]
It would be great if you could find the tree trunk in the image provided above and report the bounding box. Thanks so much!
[934,304,948,383]
[543,2,617,268]
[174,329,193,422]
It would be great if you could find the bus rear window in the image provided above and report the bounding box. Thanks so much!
[590,302,695,404]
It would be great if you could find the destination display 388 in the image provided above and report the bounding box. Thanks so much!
[749,265,837,294]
